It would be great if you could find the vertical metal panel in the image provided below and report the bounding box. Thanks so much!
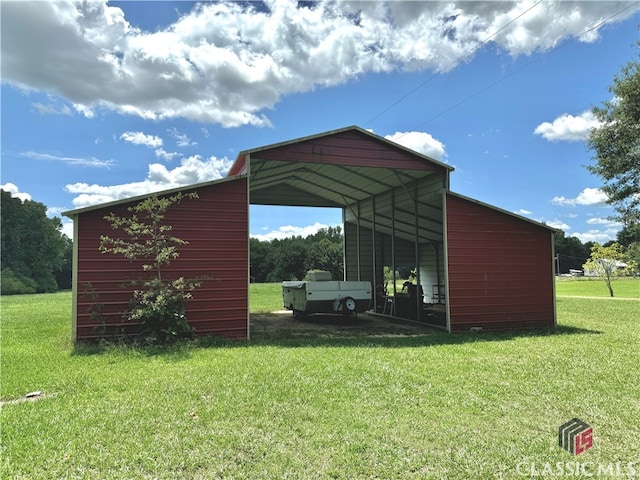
[445,193,555,332]
[73,177,249,341]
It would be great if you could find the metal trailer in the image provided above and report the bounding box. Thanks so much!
[282,271,371,319]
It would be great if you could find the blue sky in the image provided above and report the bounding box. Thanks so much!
[2,1,639,243]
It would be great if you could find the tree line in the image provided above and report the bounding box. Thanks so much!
[1,190,72,294]
[250,226,344,283]
[554,226,640,275]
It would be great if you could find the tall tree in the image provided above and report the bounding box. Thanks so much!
[616,222,640,248]
[554,232,592,274]
[587,49,640,227]
[1,190,67,293]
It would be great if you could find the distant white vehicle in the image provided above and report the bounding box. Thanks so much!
[583,260,628,277]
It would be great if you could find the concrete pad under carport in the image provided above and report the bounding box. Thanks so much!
[249,310,440,337]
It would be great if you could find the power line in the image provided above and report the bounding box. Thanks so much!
[410,1,640,131]
[365,1,640,134]
[363,0,544,126]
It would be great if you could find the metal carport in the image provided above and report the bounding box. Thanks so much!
[229,126,454,330]
[66,125,556,341]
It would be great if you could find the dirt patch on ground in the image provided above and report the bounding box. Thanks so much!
[250,310,438,337]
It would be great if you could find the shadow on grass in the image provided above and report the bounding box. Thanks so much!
[71,324,601,356]
[71,340,194,360]
[243,324,602,349]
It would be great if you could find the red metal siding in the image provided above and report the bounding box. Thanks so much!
[445,193,555,332]
[74,177,249,341]
[251,130,445,171]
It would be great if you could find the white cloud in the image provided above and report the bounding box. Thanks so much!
[120,131,163,148]
[551,187,609,207]
[385,131,446,161]
[46,206,66,217]
[1,183,32,202]
[32,102,72,116]
[65,155,234,209]
[60,220,74,240]
[73,103,95,118]
[168,127,197,147]
[516,208,532,215]
[251,222,334,242]
[533,110,602,142]
[19,151,114,168]
[586,217,622,227]
[2,1,636,127]
[546,219,570,231]
[155,148,181,161]
[572,228,621,244]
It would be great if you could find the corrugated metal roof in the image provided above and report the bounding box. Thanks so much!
[446,191,559,233]
[228,126,452,245]
[236,125,454,171]
[228,126,452,207]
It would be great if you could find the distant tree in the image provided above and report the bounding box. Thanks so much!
[625,242,640,275]
[587,49,640,228]
[616,222,640,248]
[249,227,344,283]
[267,237,307,282]
[99,192,203,344]
[583,242,637,297]
[249,238,273,283]
[55,235,74,290]
[305,238,343,280]
[1,189,67,294]
[554,232,592,274]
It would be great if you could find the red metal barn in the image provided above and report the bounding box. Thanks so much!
[65,126,556,341]
[64,176,249,341]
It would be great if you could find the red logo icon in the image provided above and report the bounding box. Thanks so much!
[559,418,593,455]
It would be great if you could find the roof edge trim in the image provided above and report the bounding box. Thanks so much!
[235,125,455,173]
[447,190,561,233]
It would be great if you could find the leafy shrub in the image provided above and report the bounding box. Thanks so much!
[99,192,204,344]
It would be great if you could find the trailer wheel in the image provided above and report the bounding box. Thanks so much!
[343,297,357,313]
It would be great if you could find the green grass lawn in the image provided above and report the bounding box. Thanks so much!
[555,276,640,298]
[1,282,639,479]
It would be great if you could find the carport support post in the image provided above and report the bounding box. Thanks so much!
[357,201,361,281]
[391,189,397,300]
[414,181,421,322]
[371,196,377,311]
